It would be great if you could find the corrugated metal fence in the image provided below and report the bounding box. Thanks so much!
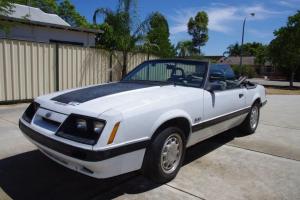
[0,39,157,103]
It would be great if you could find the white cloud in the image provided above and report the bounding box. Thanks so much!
[244,5,282,20]
[208,6,240,33]
[169,3,286,35]
[277,0,300,8]
[169,9,194,34]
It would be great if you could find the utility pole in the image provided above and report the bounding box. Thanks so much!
[239,13,255,76]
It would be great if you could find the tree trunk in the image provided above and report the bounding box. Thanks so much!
[289,71,295,88]
[121,52,128,79]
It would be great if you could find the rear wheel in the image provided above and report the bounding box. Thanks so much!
[142,127,186,183]
[239,102,260,134]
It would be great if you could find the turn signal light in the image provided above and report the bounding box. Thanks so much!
[107,122,120,144]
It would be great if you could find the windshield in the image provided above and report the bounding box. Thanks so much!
[122,60,208,88]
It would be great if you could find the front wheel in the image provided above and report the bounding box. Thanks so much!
[142,127,186,183]
[239,103,260,134]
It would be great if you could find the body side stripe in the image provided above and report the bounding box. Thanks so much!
[192,107,251,132]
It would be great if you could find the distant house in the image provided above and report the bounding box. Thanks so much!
[0,4,102,47]
[217,56,282,78]
[203,55,223,62]
[218,56,256,65]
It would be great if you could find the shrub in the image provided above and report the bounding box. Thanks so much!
[231,64,257,78]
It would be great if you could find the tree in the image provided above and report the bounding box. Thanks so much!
[225,42,266,57]
[254,44,268,66]
[176,40,198,57]
[0,0,14,33]
[57,0,89,28]
[145,12,175,57]
[93,0,151,77]
[187,11,209,54]
[269,11,300,87]
[224,42,241,56]
[243,42,265,56]
[140,38,160,60]
[0,0,13,15]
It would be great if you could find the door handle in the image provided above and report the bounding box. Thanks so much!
[239,93,244,98]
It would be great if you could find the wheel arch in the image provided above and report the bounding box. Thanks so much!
[150,110,192,143]
[253,97,261,106]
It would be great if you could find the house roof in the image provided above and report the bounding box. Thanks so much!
[0,4,103,34]
[7,4,70,26]
[218,56,256,65]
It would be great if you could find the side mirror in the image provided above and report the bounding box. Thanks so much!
[205,82,224,93]
[205,82,213,93]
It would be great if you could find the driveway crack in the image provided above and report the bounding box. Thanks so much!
[165,184,206,200]
[225,144,300,162]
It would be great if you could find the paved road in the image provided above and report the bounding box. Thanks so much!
[0,96,299,200]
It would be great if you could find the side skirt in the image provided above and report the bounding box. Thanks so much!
[187,108,250,147]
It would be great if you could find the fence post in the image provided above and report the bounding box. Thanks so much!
[55,43,59,91]
[109,52,113,82]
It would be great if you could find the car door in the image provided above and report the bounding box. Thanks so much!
[203,64,247,135]
[188,65,247,146]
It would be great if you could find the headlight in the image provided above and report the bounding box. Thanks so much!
[94,121,105,134]
[56,114,106,145]
[22,102,40,123]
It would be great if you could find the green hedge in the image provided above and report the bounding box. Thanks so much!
[231,64,257,78]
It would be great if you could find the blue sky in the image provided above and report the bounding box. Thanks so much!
[70,0,300,55]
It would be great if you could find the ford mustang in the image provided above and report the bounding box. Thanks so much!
[19,59,267,183]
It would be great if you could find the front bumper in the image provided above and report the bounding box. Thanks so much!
[19,120,149,178]
[261,100,267,107]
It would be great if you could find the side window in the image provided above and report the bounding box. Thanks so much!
[210,64,240,90]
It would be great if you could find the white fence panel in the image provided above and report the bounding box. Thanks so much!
[0,39,157,103]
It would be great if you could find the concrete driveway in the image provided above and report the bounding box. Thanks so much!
[0,95,300,200]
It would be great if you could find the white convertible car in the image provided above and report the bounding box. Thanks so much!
[19,59,267,183]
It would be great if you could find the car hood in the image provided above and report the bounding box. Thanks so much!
[36,82,192,117]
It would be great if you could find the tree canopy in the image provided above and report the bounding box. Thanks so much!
[225,42,266,57]
[145,12,175,57]
[0,0,14,33]
[93,0,152,77]
[176,40,198,57]
[187,11,209,54]
[0,0,13,15]
[57,0,89,28]
[269,11,300,87]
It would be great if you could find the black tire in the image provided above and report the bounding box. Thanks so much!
[142,127,186,183]
[239,102,260,134]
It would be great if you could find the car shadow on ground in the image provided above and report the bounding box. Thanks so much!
[0,129,244,200]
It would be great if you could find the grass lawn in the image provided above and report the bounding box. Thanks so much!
[266,86,300,95]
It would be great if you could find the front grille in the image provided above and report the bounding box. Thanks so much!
[33,114,62,132]
[42,117,61,127]
[32,107,67,132]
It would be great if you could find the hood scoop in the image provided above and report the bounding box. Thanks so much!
[51,82,155,104]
